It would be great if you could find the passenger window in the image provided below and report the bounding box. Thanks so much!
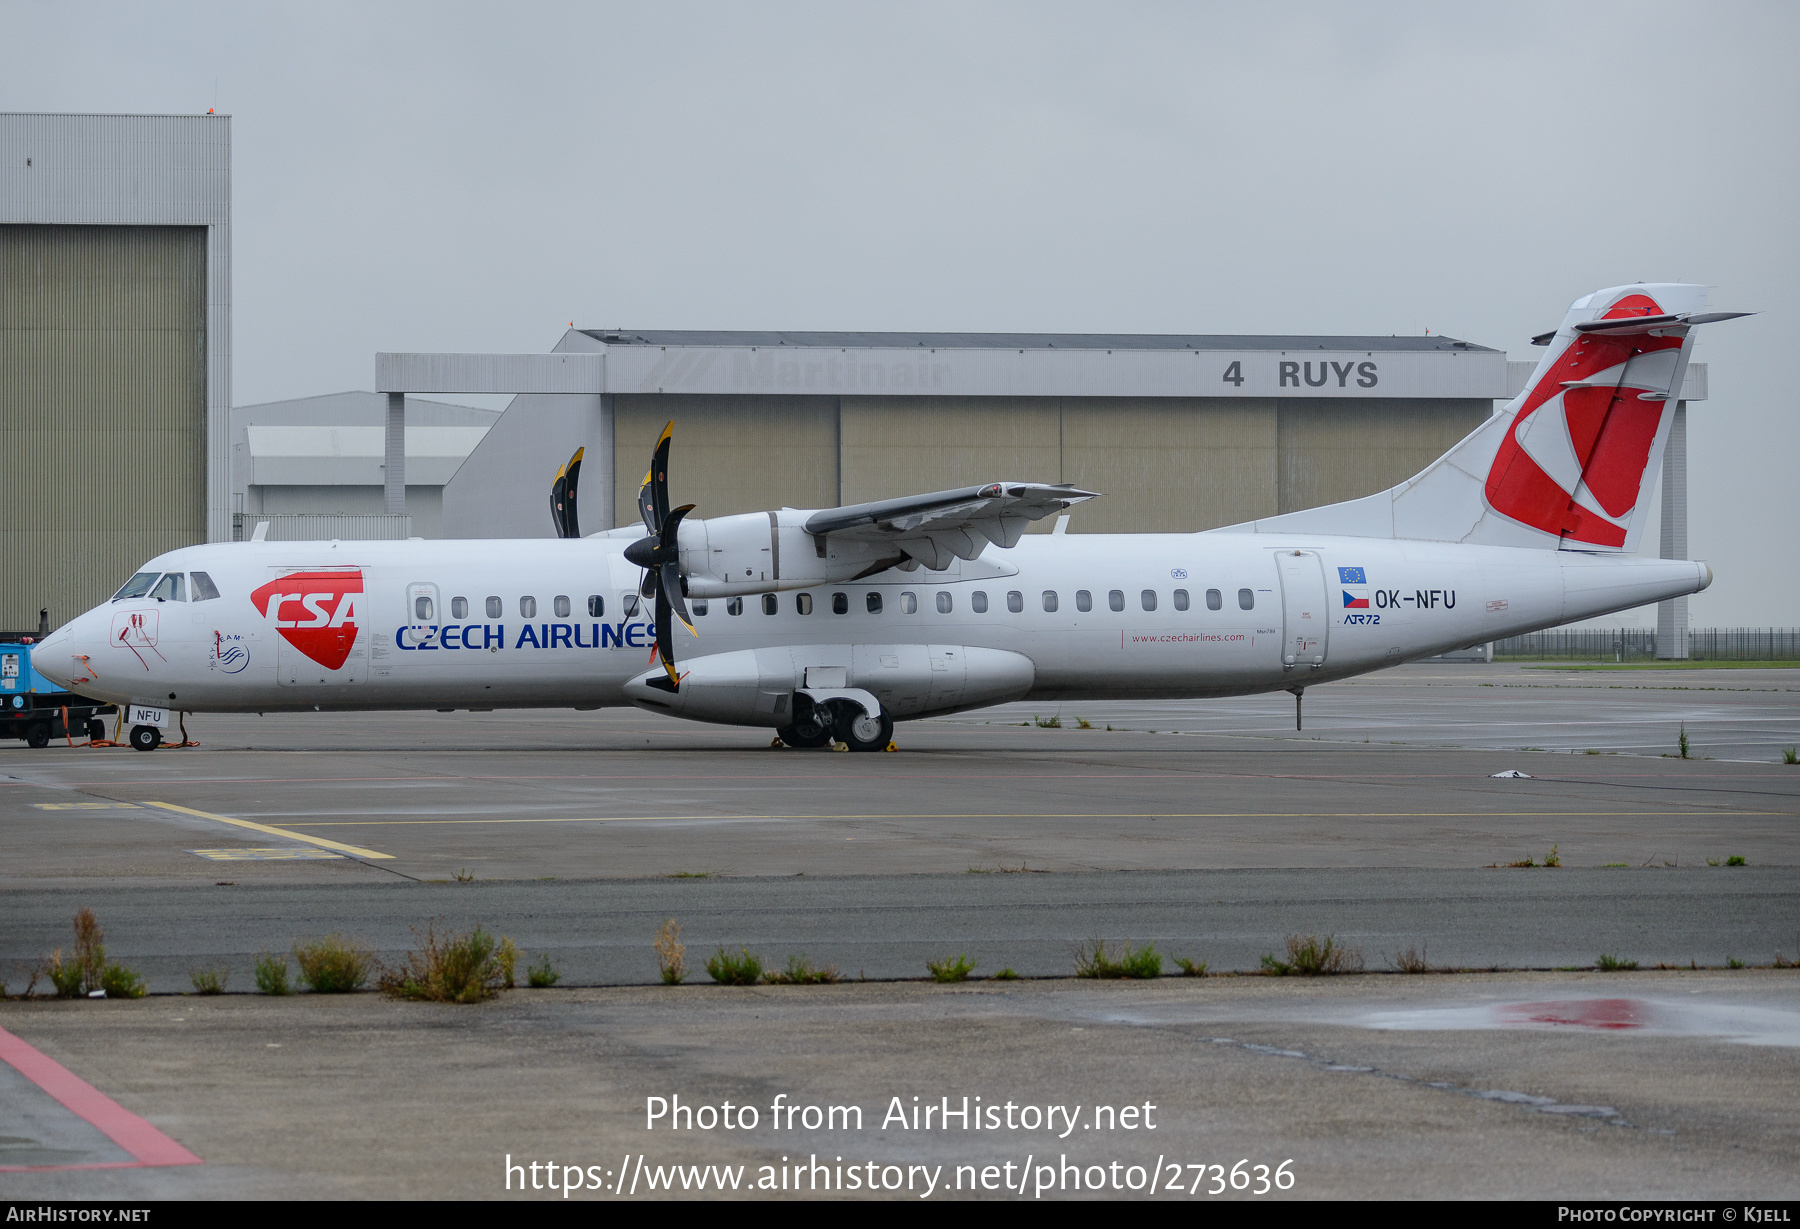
[1238,588,1255,610]
[1042,591,1058,612]
[832,592,848,615]
[796,593,813,615]
[762,594,778,615]
[692,599,708,616]
[936,592,952,614]
[451,596,469,619]
[1206,588,1222,611]
[1007,591,1023,613]
[554,595,571,618]
[899,592,917,614]
[1076,590,1092,612]
[1108,590,1124,612]
[866,592,883,614]
[1142,590,1157,611]
[113,572,160,601]
[190,571,221,602]
[415,595,434,620]
[624,594,641,618]
[520,596,537,618]
[1173,589,1189,611]
[727,597,743,616]
[587,595,604,617]
[487,596,503,618]
[152,573,186,602]
[971,591,988,614]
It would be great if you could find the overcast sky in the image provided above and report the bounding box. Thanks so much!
[6,1,1796,624]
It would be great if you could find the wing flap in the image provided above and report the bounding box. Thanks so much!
[803,482,1097,569]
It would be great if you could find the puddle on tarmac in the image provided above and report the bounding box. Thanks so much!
[1360,996,1800,1047]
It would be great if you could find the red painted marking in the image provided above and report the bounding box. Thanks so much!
[0,1024,202,1171]
[1496,998,1650,1031]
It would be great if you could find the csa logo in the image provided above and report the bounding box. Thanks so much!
[1337,565,1370,609]
[249,570,363,670]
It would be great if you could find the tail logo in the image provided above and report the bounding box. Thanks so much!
[1483,293,1681,547]
[250,570,363,670]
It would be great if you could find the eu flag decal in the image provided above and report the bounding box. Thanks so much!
[1337,567,1366,584]
[1338,566,1370,609]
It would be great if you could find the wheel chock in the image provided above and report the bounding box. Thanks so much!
[884,741,898,752]
[770,736,786,749]
[831,741,850,752]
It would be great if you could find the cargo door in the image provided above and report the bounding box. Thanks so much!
[260,566,368,688]
[1277,550,1328,669]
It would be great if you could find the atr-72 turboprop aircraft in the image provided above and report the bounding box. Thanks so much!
[37,284,1741,752]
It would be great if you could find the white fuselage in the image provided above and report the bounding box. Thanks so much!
[35,531,1709,719]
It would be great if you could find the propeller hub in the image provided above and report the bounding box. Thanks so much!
[623,535,663,570]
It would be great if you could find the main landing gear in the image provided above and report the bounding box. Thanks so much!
[777,699,894,753]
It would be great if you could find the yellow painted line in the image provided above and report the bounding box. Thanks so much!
[142,801,394,859]
[276,809,1789,828]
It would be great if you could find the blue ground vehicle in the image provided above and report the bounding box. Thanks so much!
[0,633,117,748]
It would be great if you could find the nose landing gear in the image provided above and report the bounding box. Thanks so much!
[129,724,162,752]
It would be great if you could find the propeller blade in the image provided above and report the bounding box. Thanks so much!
[638,421,673,533]
[550,462,569,537]
[564,447,583,539]
[652,575,680,686]
[661,561,696,637]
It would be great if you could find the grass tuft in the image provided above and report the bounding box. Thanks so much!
[1727,956,1745,969]
[1544,844,1562,868]
[1173,956,1208,977]
[99,964,145,999]
[1034,715,1062,729]
[452,867,475,882]
[496,937,518,989]
[1508,856,1537,868]
[1262,933,1364,976]
[254,954,292,995]
[72,908,106,994]
[654,919,687,985]
[1727,855,1747,867]
[704,947,763,986]
[1784,746,1798,765]
[44,950,84,999]
[1678,724,1691,759]
[381,922,504,1003]
[292,933,374,993]
[992,967,1020,980]
[526,953,561,987]
[1596,953,1639,972]
[1391,945,1434,974]
[1076,717,1093,730]
[189,965,228,995]
[926,953,976,983]
[763,954,839,985]
[1074,940,1163,979]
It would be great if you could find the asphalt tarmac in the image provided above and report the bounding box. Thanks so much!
[1,664,1795,1199]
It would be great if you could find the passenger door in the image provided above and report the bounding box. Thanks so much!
[1278,550,1328,669]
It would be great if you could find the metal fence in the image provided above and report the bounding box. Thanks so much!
[1494,628,1800,662]
[231,513,414,542]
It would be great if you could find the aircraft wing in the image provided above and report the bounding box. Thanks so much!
[802,482,1098,570]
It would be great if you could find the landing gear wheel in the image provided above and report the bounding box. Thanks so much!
[87,719,106,742]
[835,706,894,753]
[776,715,834,749]
[129,724,162,752]
[24,721,50,749]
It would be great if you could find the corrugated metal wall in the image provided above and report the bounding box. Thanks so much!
[1275,398,1490,514]
[0,224,206,631]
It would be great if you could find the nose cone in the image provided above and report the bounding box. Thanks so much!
[31,611,102,693]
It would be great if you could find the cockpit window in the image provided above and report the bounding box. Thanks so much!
[151,573,187,603]
[113,572,160,601]
[190,571,221,602]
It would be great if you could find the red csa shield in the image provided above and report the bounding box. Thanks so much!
[250,571,364,670]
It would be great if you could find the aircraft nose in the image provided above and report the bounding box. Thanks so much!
[32,610,97,690]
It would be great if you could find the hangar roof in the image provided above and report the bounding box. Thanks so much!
[579,329,1496,353]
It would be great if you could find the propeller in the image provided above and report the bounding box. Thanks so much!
[623,422,698,690]
[550,446,584,538]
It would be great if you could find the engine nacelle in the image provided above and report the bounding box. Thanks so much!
[622,643,1035,728]
[675,511,906,598]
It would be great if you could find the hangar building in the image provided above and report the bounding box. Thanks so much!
[440,330,1530,539]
